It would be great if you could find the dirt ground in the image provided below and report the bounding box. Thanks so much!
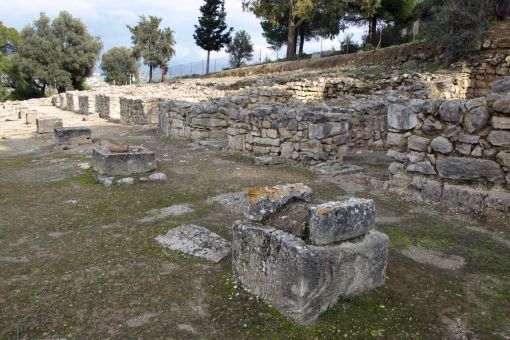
[1,107,509,339]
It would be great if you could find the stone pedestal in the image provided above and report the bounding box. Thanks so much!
[92,147,156,176]
[25,109,38,124]
[36,117,63,134]
[54,127,92,145]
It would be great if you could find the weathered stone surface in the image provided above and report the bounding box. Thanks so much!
[455,143,472,156]
[311,163,363,176]
[493,97,510,114]
[458,134,480,144]
[156,224,230,263]
[93,147,156,176]
[406,161,436,175]
[464,106,489,133]
[485,191,510,213]
[436,157,503,182]
[36,117,63,134]
[421,179,442,201]
[491,116,510,129]
[54,127,92,145]
[206,192,246,213]
[387,104,419,130]
[441,184,487,212]
[117,177,134,185]
[388,162,404,174]
[386,132,407,147]
[439,100,464,123]
[148,172,167,181]
[140,204,195,223]
[492,77,510,94]
[431,136,453,154]
[487,130,510,146]
[232,221,389,325]
[400,245,465,270]
[308,198,375,245]
[244,183,312,221]
[497,151,510,168]
[408,135,430,152]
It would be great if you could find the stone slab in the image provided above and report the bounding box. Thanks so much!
[92,146,156,176]
[232,221,388,325]
[36,117,63,134]
[156,224,230,263]
[54,127,92,146]
[436,157,503,182]
[308,198,375,245]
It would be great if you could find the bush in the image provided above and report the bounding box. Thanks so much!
[425,0,499,63]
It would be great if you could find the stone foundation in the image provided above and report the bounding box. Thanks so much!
[92,147,156,176]
[36,117,63,134]
[54,127,92,146]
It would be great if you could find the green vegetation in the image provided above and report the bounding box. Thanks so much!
[100,47,139,85]
[127,16,175,83]
[194,0,233,74]
[226,30,255,68]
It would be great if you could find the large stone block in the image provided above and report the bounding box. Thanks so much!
[487,130,510,146]
[93,147,156,176]
[244,183,312,221]
[408,135,430,152]
[431,136,453,154]
[436,157,503,182]
[441,184,487,212]
[491,116,510,130]
[36,117,63,134]
[464,106,489,133]
[54,127,92,145]
[232,221,389,325]
[308,198,375,245]
[439,99,464,123]
[492,77,510,94]
[493,97,510,114]
[387,104,419,130]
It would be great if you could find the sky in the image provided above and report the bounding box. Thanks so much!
[0,0,365,76]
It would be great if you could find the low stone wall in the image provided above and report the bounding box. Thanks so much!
[387,83,510,215]
[119,97,161,125]
[78,95,95,115]
[95,94,110,118]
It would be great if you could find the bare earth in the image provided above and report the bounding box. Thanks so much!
[0,106,509,339]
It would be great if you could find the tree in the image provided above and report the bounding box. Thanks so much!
[128,16,175,82]
[100,47,139,85]
[226,30,255,68]
[243,0,345,59]
[425,0,500,63]
[194,0,233,74]
[0,22,20,100]
[13,12,101,95]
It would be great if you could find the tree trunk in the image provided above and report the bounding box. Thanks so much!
[149,65,153,83]
[299,29,305,55]
[41,84,46,97]
[368,16,377,45]
[286,14,297,59]
[57,86,66,94]
[206,50,210,75]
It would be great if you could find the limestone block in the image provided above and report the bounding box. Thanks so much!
[458,134,480,144]
[25,110,39,124]
[492,116,510,129]
[439,99,464,123]
[431,136,453,154]
[485,191,510,213]
[386,132,407,147]
[406,161,436,175]
[232,221,389,325]
[387,104,419,130]
[487,131,510,146]
[408,135,430,152]
[497,151,510,168]
[493,97,510,114]
[455,143,472,155]
[54,127,92,146]
[436,157,503,182]
[464,106,489,133]
[243,183,312,221]
[492,77,510,94]
[308,198,375,245]
[92,147,156,176]
[441,184,487,212]
[36,117,63,134]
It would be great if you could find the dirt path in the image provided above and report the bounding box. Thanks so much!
[0,107,509,339]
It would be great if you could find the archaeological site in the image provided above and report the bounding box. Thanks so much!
[1,1,510,339]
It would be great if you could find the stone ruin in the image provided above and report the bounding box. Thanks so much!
[232,183,389,325]
[93,145,156,176]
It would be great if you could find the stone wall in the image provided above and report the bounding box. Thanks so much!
[78,95,95,115]
[119,97,161,125]
[387,80,510,215]
[95,94,110,119]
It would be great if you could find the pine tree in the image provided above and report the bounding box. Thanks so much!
[226,30,254,68]
[194,0,233,74]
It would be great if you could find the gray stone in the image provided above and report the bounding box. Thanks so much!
[400,246,465,270]
[311,163,363,176]
[299,140,322,154]
[471,146,483,157]
[387,104,419,130]
[139,204,195,223]
[441,184,487,212]
[491,116,510,129]
[308,198,375,245]
[408,135,430,152]
[406,161,436,175]
[485,191,510,213]
[497,151,510,168]
[493,97,510,114]
[455,143,472,155]
[458,134,480,144]
[422,179,442,201]
[93,147,156,176]
[54,127,92,146]
[487,131,510,146]
[464,106,489,133]
[389,162,404,174]
[206,192,246,213]
[492,77,510,94]
[36,117,63,134]
[156,224,230,263]
[421,117,443,135]
[386,132,407,147]
[117,177,134,186]
[232,221,389,325]
[97,176,113,187]
[465,97,487,111]
[244,183,312,221]
[148,172,167,181]
[280,142,295,158]
[439,100,464,123]
[436,157,503,182]
[431,136,453,154]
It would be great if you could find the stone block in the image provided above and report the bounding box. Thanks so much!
[386,132,407,147]
[244,183,312,221]
[441,184,487,212]
[491,116,510,129]
[493,97,510,114]
[431,136,453,154]
[406,161,436,175]
[36,117,63,134]
[25,110,38,124]
[408,135,430,152]
[54,127,92,146]
[436,157,503,182]
[497,151,510,168]
[464,106,489,133]
[487,131,510,146]
[439,99,464,123]
[232,221,389,325]
[92,147,156,176]
[308,198,375,245]
[492,77,510,94]
[387,104,419,130]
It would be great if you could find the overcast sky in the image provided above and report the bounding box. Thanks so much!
[0,0,365,74]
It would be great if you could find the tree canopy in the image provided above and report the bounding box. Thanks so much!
[128,16,175,82]
[226,30,255,68]
[100,47,139,85]
[194,0,233,74]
